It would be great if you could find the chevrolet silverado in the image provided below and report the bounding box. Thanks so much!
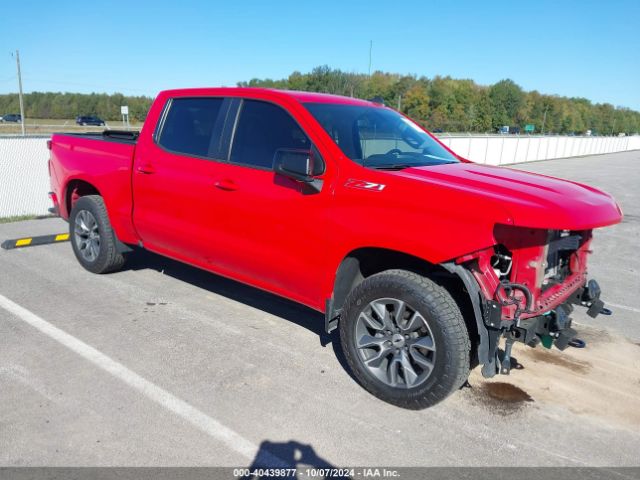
[48,88,622,408]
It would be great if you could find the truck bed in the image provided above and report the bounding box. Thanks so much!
[57,130,140,144]
[49,130,139,244]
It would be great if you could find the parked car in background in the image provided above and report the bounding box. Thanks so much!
[1,114,22,123]
[499,125,522,134]
[76,116,105,126]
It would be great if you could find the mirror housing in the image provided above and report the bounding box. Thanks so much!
[274,148,316,183]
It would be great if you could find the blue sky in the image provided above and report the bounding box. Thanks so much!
[1,0,638,109]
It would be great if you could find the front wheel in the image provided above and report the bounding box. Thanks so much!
[339,269,470,409]
[69,195,126,274]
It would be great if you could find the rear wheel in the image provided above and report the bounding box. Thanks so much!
[69,195,125,274]
[339,269,470,409]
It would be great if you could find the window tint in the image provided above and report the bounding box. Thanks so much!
[355,115,428,158]
[158,98,225,158]
[230,100,311,169]
[305,103,458,168]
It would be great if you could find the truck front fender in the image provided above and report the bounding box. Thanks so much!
[441,261,499,378]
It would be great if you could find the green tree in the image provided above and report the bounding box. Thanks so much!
[489,79,525,130]
[3,67,639,134]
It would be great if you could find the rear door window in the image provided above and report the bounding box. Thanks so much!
[157,97,227,159]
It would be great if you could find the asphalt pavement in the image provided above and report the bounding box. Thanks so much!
[1,150,639,468]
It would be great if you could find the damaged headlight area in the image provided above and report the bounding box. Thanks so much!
[455,224,613,378]
[542,229,583,289]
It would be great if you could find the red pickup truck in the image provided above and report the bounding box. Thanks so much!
[48,88,622,408]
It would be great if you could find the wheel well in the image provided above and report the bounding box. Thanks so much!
[65,180,100,216]
[332,248,447,311]
[331,248,479,365]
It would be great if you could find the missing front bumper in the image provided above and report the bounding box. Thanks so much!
[482,279,612,377]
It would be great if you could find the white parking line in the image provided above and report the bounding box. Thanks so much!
[0,293,284,467]
[606,302,640,314]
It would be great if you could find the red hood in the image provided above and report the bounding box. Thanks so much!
[395,163,622,230]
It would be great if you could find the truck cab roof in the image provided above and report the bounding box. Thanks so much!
[157,87,378,107]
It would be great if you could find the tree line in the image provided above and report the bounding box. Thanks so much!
[1,66,638,134]
[239,66,640,135]
[0,92,152,123]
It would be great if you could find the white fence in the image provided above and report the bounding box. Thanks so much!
[0,134,639,218]
[437,134,640,165]
[0,136,52,218]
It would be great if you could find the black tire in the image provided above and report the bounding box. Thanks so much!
[69,195,126,274]
[339,269,470,409]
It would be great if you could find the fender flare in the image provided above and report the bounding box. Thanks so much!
[441,261,499,378]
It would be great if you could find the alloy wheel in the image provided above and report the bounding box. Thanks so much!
[74,210,101,262]
[355,298,436,389]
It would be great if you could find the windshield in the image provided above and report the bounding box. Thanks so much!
[304,103,459,169]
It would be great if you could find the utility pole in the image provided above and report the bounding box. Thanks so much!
[611,118,616,136]
[368,40,372,76]
[541,105,548,135]
[15,50,26,136]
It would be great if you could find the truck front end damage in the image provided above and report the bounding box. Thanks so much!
[452,224,612,378]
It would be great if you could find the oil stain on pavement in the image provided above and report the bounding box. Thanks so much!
[466,324,640,430]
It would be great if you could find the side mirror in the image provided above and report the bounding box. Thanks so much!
[274,148,316,183]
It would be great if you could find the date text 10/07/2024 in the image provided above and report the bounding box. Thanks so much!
[232,467,400,478]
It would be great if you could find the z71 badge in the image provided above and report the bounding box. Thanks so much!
[344,179,386,191]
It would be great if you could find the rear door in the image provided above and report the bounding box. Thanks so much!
[132,96,239,265]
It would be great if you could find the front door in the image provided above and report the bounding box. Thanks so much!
[202,99,332,307]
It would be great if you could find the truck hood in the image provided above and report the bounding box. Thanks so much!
[396,163,622,230]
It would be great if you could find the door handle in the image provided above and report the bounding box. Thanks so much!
[136,164,155,174]
[214,179,238,191]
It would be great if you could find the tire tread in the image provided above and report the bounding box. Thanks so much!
[69,195,125,274]
[339,269,470,409]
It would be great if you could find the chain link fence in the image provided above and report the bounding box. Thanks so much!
[0,135,51,218]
